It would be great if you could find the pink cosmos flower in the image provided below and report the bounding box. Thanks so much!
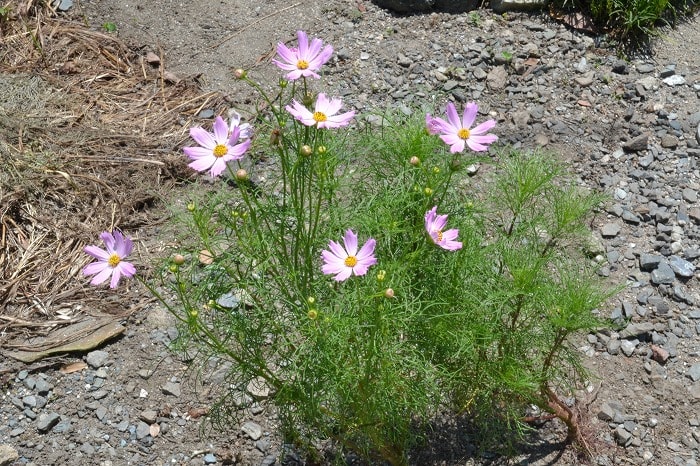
[286,93,355,129]
[183,116,252,178]
[83,230,137,288]
[428,102,498,153]
[321,229,377,281]
[272,30,333,80]
[425,206,462,251]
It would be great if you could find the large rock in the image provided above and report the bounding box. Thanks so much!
[491,0,548,12]
[372,0,479,12]
[371,0,434,12]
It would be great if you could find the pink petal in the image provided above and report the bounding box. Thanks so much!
[296,30,309,58]
[322,260,346,275]
[100,231,115,252]
[445,103,461,130]
[327,240,347,260]
[110,267,122,288]
[442,229,460,241]
[306,37,323,61]
[333,267,352,282]
[275,43,297,65]
[189,126,216,149]
[83,261,109,276]
[286,69,305,80]
[84,245,110,261]
[471,119,497,135]
[309,45,333,70]
[90,267,113,286]
[212,116,229,143]
[466,139,492,152]
[343,230,358,256]
[183,146,214,160]
[188,157,215,173]
[325,111,354,128]
[356,238,376,261]
[462,102,478,129]
[209,158,228,178]
[272,60,299,72]
[118,261,136,278]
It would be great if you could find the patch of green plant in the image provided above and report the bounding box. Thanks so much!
[85,30,618,465]
[102,22,117,32]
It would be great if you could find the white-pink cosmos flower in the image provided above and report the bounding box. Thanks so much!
[272,30,333,80]
[425,206,462,251]
[428,102,498,153]
[321,229,377,281]
[83,230,137,288]
[228,110,253,140]
[183,116,252,178]
[286,93,355,129]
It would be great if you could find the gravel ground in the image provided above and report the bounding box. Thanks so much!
[1,1,700,465]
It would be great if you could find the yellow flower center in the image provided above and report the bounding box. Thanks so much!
[213,144,228,158]
[313,111,327,123]
[108,254,121,267]
[457,128,471,140]
[297,59,309,70]
[436,230,443,242]
[344,256,358,267]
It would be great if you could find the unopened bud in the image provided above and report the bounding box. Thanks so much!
[270,128,282,146]
[307,309,318,320]
[168,264,178,273]
[432,166,440,174]
[424,187,433,196]
[235,169,248,181]
[384,288,395,299]
[451,158,462,171]
[307,297,315,305]
[279,78,288,88]
[233,68,247,79]
[300,145,313,157]
[302,92,314,107]
[317,145,327,154]
[173,254,186,265]
[377,270,386,282]
[187,202,196,212]
[409,156,420,166]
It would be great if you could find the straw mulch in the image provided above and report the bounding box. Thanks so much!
[0,0,226,358]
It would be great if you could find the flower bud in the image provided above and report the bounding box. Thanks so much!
[424,187,433,196]
[189,309,198,318]
[279,78,288,88]
[235,169,248,181]
[270,128,282,146]
[317,145,327,154]
[300,145,313,157]
[233,68,247,79]
[173,254,186,265]
[307,297,315,305]
[187,202,196,212]
[307,309,318,320]
[409,156,420,166]
[168,264,178,273]
[377,270,386,282]
[451,158,462,171]
[302,92,315,107]
[432,166,440,174]
[384,288,395,299]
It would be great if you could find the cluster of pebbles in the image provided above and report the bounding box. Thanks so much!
[2,1,700,465]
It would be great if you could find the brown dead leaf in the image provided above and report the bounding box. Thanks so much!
[59,361,88,374]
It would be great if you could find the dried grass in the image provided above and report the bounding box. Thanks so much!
[0,0,226,351]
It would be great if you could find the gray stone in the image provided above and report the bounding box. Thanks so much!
[620,339,638,357]
[651,262,676,285]
[601,223,621,238]
[639,253,662,271]
[623,134,649,152]
[86,350,109,369]
[598,400,623,422]
[486,66,508,90]
[636,63,655,73]
[162,381,181,397]
[669,255,695,278]
[135,421,151,440]
[241,421,263,440]
[491,0,548,12]
[0,444,19,466]
[688,363,700,382]
[619,322,655,339]
[663,75,686,86]
[37,412,61,433]
[203,453,218,464]
[606,339,621,355]
[696,122,700,145]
